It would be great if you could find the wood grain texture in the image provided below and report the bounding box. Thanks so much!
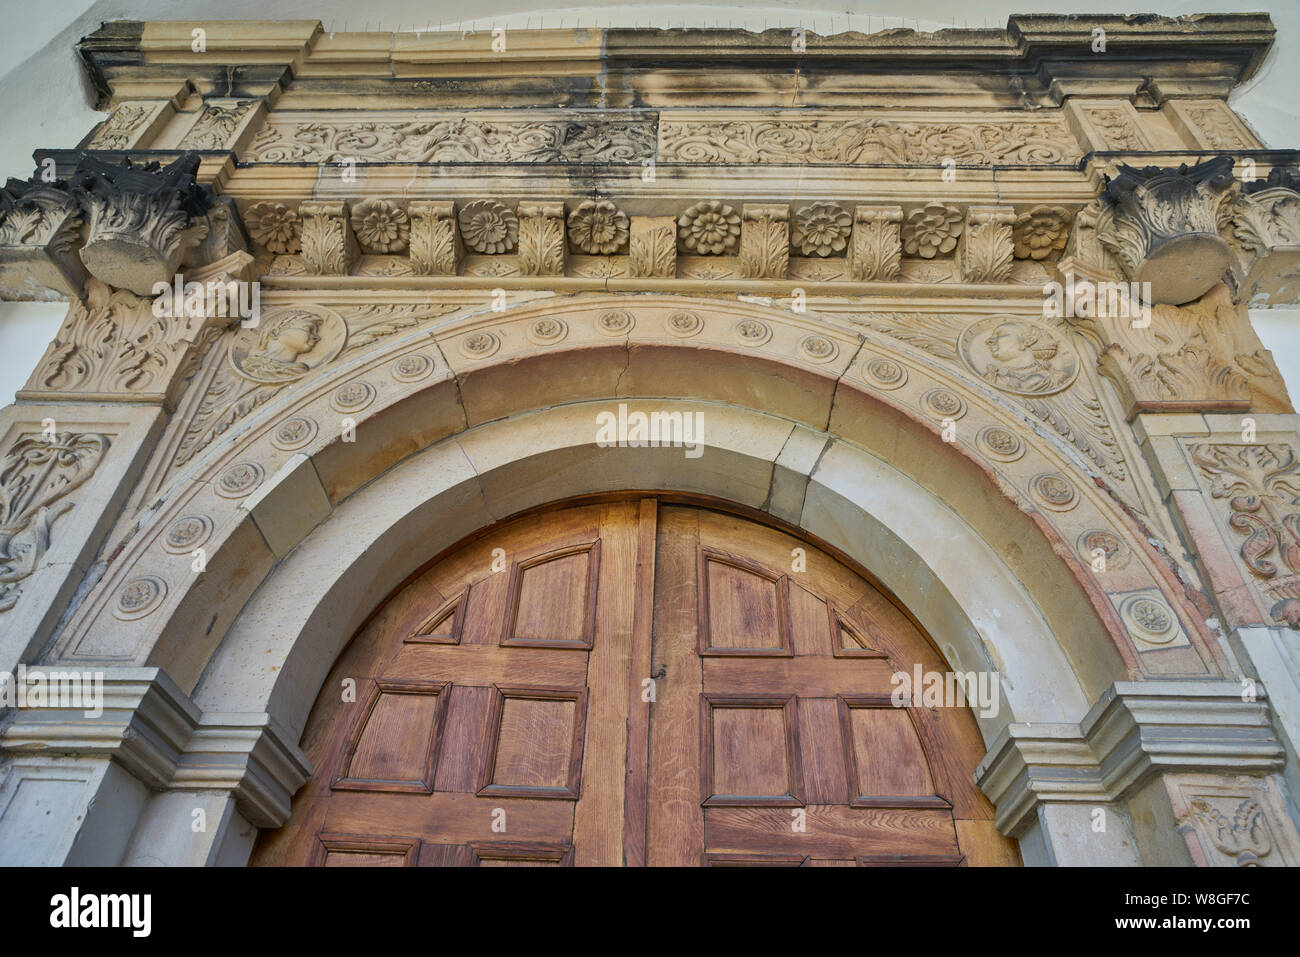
[250,500,1019,867]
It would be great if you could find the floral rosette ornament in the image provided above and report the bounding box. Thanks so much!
[351,199,410,253]
[678,200,741,255]
[567,200,629,254]
[458,199,519,254]
[1012,205,1070,260]
[902,202,963,259]
[791,202,852,257]
[244,201,301,254]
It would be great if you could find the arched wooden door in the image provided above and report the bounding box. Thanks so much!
[252,499,1019,866]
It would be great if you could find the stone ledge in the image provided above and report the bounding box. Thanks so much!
[977,679,1285,835]
[0,667,310,827]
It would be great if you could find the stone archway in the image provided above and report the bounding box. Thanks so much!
[2,294,1285,868]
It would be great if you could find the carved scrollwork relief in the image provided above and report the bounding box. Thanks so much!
[1192,443,1300,628]
[0,431,110,612]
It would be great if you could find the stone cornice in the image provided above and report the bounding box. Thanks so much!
[78,16,1275,110]
[976,680,1285,836]
[0,667,310,827]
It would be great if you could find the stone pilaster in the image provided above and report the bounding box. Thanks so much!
[0,667,309,865]
[976,681,1292,866]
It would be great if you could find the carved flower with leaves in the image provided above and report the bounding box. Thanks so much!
[902,203,963,259]
[458,199,519,254]
[351,200,410,253]
[791,203,852,257]
[678,201,740,255]
[244,202,301,254]
[1013,205,1070,260]
[567,200,629,254]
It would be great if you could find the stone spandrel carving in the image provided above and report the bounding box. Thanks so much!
[247,114,657,164]
[172,302,458,468]
[1096,154,1239,305]
[0,431,110,612]
[0,176,86,299]
[659,114,1080,165]
[70,153,213,296]
[845,311,1130,488]
[1192,443,1300,629]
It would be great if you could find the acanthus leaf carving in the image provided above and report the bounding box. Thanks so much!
[849,206,902,281]
[0,176,86,299]
[0,431,110,612]
[516,203,566,276]
[737,203,789,280]
[1096,154,1238,305]
[177,100,257,151]
[957,206,1015,282]
[407,201,460,275]
[298,201,357,275]
[69,153,213,296]
[628,216,676,279]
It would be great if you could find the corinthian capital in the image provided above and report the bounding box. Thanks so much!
[1096,155,1239,305]
[70,153,213,296]
[0,176,86,299]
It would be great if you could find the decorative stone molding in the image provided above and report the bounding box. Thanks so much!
[1225,168,1300,306]
[407,201,460,275]
[0,176,86,299]
[1012,205,1071,261]
[678,200,740,256]
[957,206,1015,283]
[0,431,110,613]
[903,203,963,260]
[516,203,566,276]
[791,203,851,258]
[350,199,409,255]
[298,201,357,275]
[849,205,902,281]
[176,99,258,151]
[248,112,657,164]
[1167,773,1300,866]
[976,680,1287,840]
[85,101,168,151]
[659,112,1082,165]
[0,667,310,828]
[1191,443,1300,629]
[69,153,213,297]
[1063,277,1289,420]
[20,255,256,407]
[243,202,301,255]
[1096,155,1239,305]
[628,216,676,279]
[737,203,789,279]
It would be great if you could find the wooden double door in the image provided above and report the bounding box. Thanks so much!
[252,500,1018,866]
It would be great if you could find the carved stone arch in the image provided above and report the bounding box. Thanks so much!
[44,294,1224,724]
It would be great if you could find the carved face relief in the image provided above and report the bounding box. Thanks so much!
[958,316,1077,396]
[229,307,345,383]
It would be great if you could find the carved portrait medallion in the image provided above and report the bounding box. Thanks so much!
[229,305,346,384]
[958,316,1077,396]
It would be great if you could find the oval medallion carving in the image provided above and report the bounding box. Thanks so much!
[958,316,1077,396]
[228,305,347,384]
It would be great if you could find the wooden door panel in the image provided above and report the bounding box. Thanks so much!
[252,499,1018,866]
